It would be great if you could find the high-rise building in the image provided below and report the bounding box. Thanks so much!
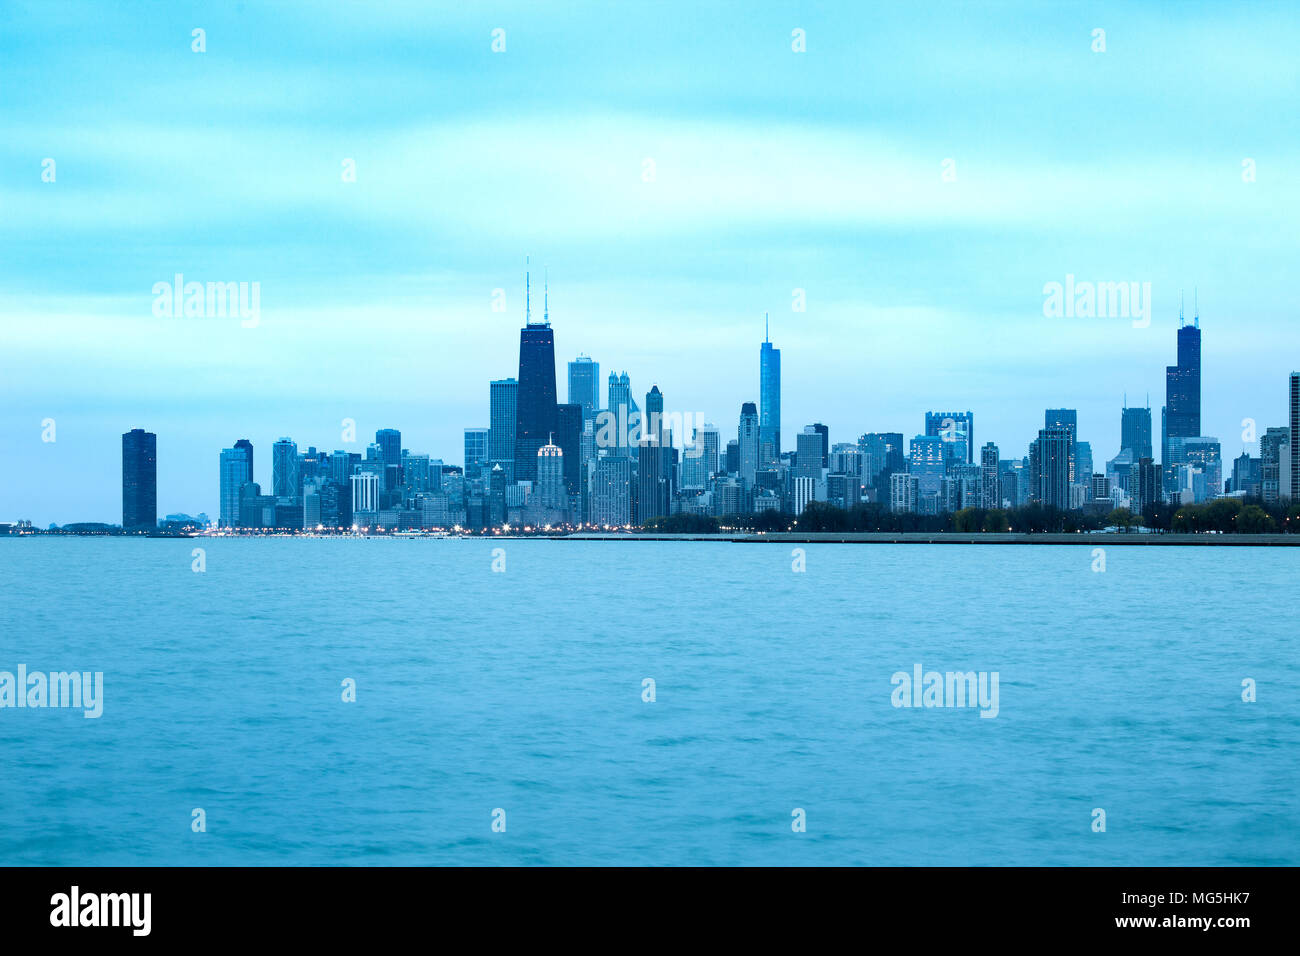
[606,371,640,456]
[513,268,556,483]
[568,355,600,425]
[537,440,566,511]
[375,428,402,470]
[1133,457,1160,516]
[350,471,379,517]
[556,402,583,496]
[859,432,906,487]
[1290,372,1300,500]
[122,428,157,531]
[219,440,253,528]
[489,378,518,478]
[1261,427,1290,503]
[1163,307,1202,479]
[796,427,822,480]
[759,317,781,464]
[464,427,489,477]
[909,435,945,500]
[738,402,759,487]
[1120,405,1153,461]
[1036,425,1074,510]
[812,423,829,468]
[925,411,974,465]
[680,423,720,490]
[272,438,300,498]
[792,476,814,516]
[980,442,1001,509]
[637,386,669,524]
[590,455,632,527]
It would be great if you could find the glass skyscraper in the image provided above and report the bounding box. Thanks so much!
[489,377,518,479]
[219,440,253,528]
[567,355,599,425]
[759,318,781,464]
[272,438,300,497]
[122,428,157,531]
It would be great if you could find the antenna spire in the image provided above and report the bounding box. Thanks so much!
[1194,287,1199,328]
[1179,289,1184,325]
[544,268,549,324]
[525,255,531,324]
[765,312,769,342]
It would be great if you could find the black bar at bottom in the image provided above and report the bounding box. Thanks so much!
[0,866,1285,941]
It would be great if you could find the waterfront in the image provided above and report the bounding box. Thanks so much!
[1,538,1296,865]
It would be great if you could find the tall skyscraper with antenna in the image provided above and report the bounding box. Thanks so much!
[513,259,557,483]
[1162,292,1202,491]
[759,314,781,464]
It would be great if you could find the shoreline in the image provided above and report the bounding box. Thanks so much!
[6,531,1300,545]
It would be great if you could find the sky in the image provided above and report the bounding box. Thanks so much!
[2,0,1298,524]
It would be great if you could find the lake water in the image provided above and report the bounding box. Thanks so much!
[1,537,1296,866]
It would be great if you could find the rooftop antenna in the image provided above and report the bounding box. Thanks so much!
[544,268,549,324]
[525,255,531,324]
[765,312,769,343]
[1179,289,1184,326]
[1194,287,1199,328]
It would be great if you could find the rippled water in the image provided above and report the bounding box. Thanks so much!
[1,537,1296,865]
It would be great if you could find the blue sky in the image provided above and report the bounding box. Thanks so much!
[2,1,1298,523]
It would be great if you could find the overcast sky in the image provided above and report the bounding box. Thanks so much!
[3,1,1298,523]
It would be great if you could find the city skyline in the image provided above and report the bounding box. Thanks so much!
[5,3,1300,522]
[12,304,1300,530]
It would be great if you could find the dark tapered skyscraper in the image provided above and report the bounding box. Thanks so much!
[122,428,157,531]
[1164,310,1201,458]
[759,315,781,463]
[514,268,557,483]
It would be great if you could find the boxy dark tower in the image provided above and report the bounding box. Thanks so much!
[122,428,157,531]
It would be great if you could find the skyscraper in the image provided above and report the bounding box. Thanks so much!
[637,386,669,523]
[272,438,300,498]
[568,355,600,425]
[924,411,974,465]
[1036,426,1074,510]
[1164,305,1202,479]
[122,428,157,531]
[375,429,402,469]
[738,402,759,487]
[1290,372,1300,500]
[759,316,781,463]
[219,440,253,528]
[537,440,566,511]
[1120,405,1153,460]
[909,435,945,501]
[513,266,556,483]
[980,441,1001,509]
[556,402,583,496]
[1262,426,1290,503]
[796,427,822,480]
[488,377,518,479]
[464,427,488,477]
[606,371,639,456]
